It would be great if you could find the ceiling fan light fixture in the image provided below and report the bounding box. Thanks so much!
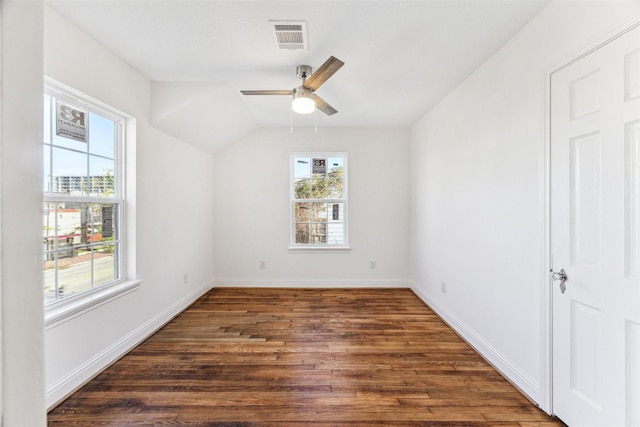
[292,86,316,114]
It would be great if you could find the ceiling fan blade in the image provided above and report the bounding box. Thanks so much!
[240,90,294,95]
[315,95,338,116]
[303,56,344,91]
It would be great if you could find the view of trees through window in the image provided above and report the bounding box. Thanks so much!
[292,154,347,246]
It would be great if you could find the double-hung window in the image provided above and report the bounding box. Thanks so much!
[43,85,124,304]
[290,153,348,250]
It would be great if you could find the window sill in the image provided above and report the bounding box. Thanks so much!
[45,279,143,329]
[288,246,351,253]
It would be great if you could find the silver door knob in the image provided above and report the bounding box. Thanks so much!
[551,268,568,293]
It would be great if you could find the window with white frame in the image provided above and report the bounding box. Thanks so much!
[291,153,348,249]
[43,85,125,304]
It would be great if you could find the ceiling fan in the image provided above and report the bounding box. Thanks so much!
[241,56,344,116]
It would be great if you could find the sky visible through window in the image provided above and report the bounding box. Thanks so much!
[43,94,116,193]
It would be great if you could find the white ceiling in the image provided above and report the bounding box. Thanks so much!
[46,0,550,153]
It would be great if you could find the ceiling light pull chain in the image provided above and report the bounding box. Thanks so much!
[315,106,318,133]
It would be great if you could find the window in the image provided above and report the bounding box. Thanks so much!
[290,153,348,250]
[43,85,124,304]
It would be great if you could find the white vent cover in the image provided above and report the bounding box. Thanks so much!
[269,20,308,51]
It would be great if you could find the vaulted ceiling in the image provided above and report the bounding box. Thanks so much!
[46,0,550,153]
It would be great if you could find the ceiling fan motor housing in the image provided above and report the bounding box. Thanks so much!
[296,65,312,81]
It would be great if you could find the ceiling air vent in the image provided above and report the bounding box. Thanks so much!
[269,20,308,51]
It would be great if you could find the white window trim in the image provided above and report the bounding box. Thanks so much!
[44,279,142,328]
[289,152,350,252]
[43,78,141,326]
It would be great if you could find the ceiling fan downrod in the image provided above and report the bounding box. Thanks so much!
[296,65,312,82]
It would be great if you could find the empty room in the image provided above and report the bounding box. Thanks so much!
[1,0,639,425]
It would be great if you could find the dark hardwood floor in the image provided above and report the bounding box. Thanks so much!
[48,288,564,426]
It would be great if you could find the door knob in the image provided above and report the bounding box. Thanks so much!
[551,268,568,293]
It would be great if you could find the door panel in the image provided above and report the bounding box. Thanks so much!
[628,320,640,425]
[627,120,640,280]
[570,131,602,269]
[551,25,640,426]
[569,300,602,410]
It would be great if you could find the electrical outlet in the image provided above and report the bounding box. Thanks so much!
[259,261,266,269]
[369,260,376,269]
[184,273,189,284]
[441,281,447,293]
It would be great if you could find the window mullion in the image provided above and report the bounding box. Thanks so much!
[54,204,59,301]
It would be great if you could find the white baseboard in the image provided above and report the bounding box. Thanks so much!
[46,281,214,410]
[410,282,541,405]
[213,278,411,288]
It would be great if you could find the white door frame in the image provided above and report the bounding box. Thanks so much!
[0,3,3,423]
[541,16,640,417]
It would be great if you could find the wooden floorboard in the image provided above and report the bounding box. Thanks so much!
[48,288,565,426]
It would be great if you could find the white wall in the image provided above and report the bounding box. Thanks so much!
[43,8,215,408]
[410,0,640,409]
[213,127,410,286]
[1,1,47,425]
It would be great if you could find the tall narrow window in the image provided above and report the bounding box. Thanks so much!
[43,86,124,304]
[290,153,348,249]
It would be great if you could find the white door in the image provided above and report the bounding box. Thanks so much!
[551,25,640,426]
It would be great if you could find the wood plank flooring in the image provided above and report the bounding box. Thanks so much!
[48,288,565,426]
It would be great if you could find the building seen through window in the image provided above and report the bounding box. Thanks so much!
[43,88,124,304]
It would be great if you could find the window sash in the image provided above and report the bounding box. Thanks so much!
[43,90,124,200]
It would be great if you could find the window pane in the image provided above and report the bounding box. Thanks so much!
[328,203,344,244]
[294,178,311,199]
[52,130,88,152]
[43,255,57,303]
[43,202,57,302]
[310,223,327,243]
[89,156,115,197]
[312,158,326,176]
[90,203,117,243]
[329,203,344,222]
[311,174,327,199]
[43,145,51,192]
[93,245,116,286]
[327,222,345,245]
[294,158,311,179]
[52,100,88,151]
[311,203,327,221]
[57,244,92,298]
[295,223,309,244]
[52,147,87,195]
[55,204,91,297]
[327,158,344,198]
[295,202,310,222]
[89,113,115,158]
[56,202,84,244]
[328,157,344,173]
[43,202,56,242]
